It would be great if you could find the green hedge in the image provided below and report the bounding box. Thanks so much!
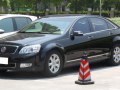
[8,11,120,17]
[92,11,110,17]
[115,11,120,17]
[109,18,120,26]
[11,11,45,16]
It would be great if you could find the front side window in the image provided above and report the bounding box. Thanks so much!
[20,18,73,34]
[73,18,91,33]
[0,18,14,32]
[89,17,109,31]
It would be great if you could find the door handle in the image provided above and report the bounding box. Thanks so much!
[88,36,94,39]
[108,31,113,35]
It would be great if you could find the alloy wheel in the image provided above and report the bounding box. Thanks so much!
[48,54,61,74]
[113,46,120,63]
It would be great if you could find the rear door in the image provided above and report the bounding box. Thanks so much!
[87,17,112,55]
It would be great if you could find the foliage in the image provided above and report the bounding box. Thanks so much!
[0,0,120,17]
[109,17,120,26]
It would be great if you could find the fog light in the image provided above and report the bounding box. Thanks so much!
[20,63,32,68]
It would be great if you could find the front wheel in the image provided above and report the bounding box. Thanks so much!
[109,44,120,66]
[43,50,63,77]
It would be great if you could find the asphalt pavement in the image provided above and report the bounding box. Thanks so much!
[0,61,120,90]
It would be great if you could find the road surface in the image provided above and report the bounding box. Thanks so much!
[0,61,120,90]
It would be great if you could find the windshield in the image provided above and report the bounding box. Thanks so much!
[19,18,73,34]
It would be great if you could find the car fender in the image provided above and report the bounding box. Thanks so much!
[40,43,65,63]
[113,36,120,44]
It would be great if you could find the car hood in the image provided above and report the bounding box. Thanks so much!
[0,31,17,38]
[0,32,60,45]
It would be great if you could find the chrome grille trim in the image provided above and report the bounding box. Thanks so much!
[0,44,19,54]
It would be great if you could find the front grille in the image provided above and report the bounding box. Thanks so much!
[0,44,18,54]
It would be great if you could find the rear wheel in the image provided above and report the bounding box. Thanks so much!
[43,50,63,77]
[109,44,120,65]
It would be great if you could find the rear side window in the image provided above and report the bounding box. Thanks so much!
[0,18,14,32]
[107,21,116,29]
[14,17,32,30]
[89,17,109,31]
[73,18,90,33]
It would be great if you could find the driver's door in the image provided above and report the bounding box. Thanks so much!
[65,18,94,62]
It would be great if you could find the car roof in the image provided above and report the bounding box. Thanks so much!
[0,14,37,21]
[44,14,99,18]
[40,14,101,21]
[36,14,101,22]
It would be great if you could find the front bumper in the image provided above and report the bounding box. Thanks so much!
[0,55,44,72]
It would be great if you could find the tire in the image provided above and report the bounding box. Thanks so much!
[43,50,63,77]
[109,44,120,66]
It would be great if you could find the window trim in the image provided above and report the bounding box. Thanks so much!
[26,17,32,23]
[68,16,119,38]
[105,19,118,29]
[88,17,118,32]
[71,17,92,34]
[88,17,109,32]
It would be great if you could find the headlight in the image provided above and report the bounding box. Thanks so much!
[19,44,41,54]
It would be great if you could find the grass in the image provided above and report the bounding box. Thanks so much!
[109,17,120,26]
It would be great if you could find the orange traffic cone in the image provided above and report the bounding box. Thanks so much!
[75,53,94,85]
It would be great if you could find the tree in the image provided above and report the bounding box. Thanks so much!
[0,0,120,15]
[0,0,10,13]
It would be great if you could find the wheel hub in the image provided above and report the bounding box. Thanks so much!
[113,47,120,63]
[48,54,60,74]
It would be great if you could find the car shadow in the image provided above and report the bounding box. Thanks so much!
[0,60,118,80]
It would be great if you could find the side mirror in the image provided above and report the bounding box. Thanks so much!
[0,29,4,34]
[73,31,83,36]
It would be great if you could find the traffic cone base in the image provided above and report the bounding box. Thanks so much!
[75,80,94,85]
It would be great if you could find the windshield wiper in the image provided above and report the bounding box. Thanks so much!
[19,31,41,33]
[18,31,60,34]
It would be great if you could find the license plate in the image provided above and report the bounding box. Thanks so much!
[0,57,8,64]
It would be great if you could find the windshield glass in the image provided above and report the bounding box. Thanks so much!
[20,18,73,34]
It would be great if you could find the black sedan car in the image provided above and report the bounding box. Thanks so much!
[0,15,120,76]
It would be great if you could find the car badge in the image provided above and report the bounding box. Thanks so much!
[1,47,6,53]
